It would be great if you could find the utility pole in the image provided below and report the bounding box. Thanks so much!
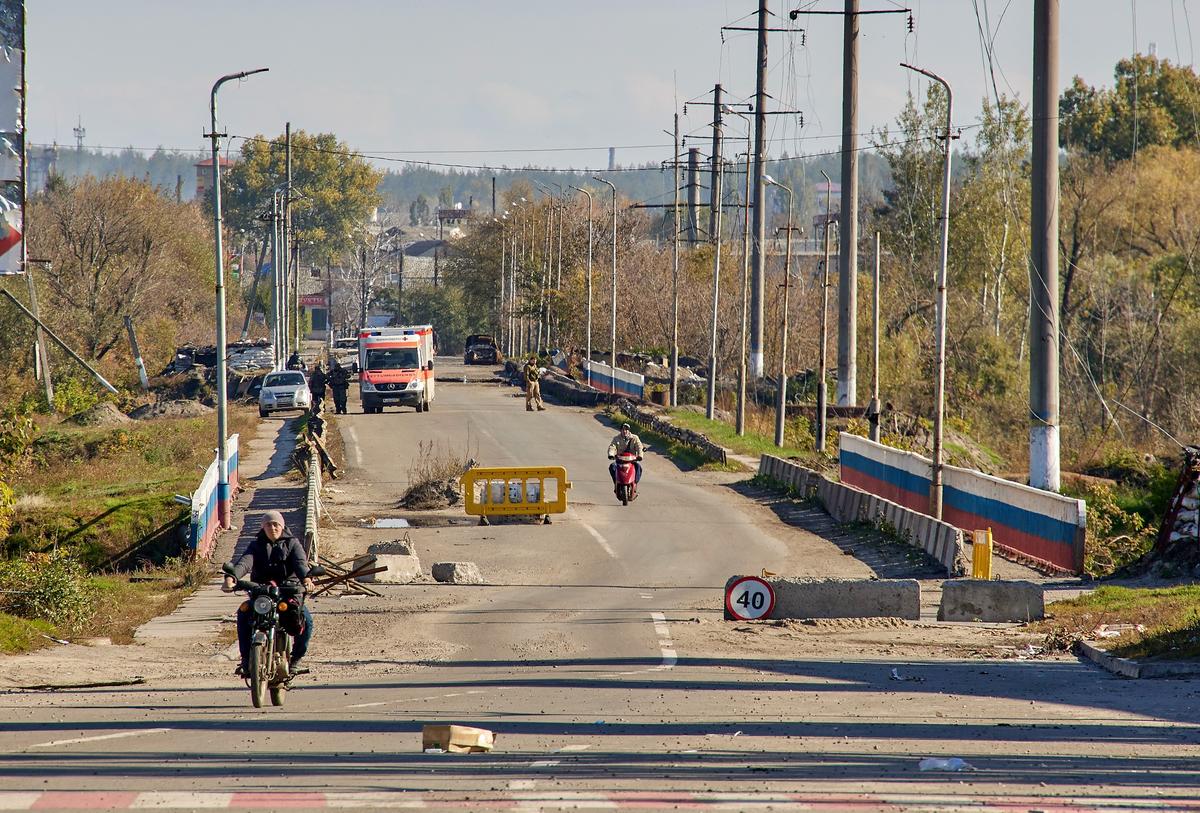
[359,246,369,332]
[593,177,617,394]
[868,231,881,442]
[837,0,860,407]
[738,130,753,435]
[209,67,267,529]
[1030,0,1061,492]
[570,185,595,388]
[816,171,833,454]
[491,176,496,216]
[22,261,53,409]
[765,176,795,448]
[902,62,953,520]
[709,84,723,241]
[269,193,281,366]
[706,145,724,420]
[686,147,700,243]
[124,315,150,391]
[671,113,681,407]
[749,0,769,379]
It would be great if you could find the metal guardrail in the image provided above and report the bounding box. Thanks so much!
[461,466,571,525]
[304,445,322,560]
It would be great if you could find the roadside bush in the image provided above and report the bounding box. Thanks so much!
[53,374,102,416]
[1077,482,1156,577]
[0,551,96,630]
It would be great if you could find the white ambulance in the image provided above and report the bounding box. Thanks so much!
[357,324,436,413]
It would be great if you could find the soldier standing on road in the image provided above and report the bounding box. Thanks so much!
[328,361,350,415]
[524,356,546,412]
[308,362,327,412]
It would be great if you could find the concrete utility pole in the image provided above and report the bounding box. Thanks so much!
[868,231,882,442]
[749,0,769,380]
[902,62,953,520]
[22,259,53,409]
[209,67,267,529]
[570,185,594,387]
[0,290,117,395]
[816,171,833,454]
[709,84,723,241]
[686,147,700,243]
[1030,0,1061,492]
[123,315,150,391]
[593,177,617,393]
[706,122,725,420]
[765,175,794,448]
[837,0,861,407]
[671,113,681,407]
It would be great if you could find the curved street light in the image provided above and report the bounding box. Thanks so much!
[592,176,617,399]
[569,185,594,387]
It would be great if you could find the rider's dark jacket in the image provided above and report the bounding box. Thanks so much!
[229,528,311,586]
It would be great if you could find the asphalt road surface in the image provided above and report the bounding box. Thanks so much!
[1,357,1197,812]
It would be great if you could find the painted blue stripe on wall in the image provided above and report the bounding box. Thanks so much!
[944,485,1078,546]
[841,450,928,497]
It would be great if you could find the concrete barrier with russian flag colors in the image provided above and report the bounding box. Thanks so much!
[838,434,1086,574]
[189,433,239,560]
[583,360,644,399]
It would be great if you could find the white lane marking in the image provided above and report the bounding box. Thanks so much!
[28,728,172,749]
[345,689,488,709]
[346,426,363,466]
[557,744,591,752]
[650,612,677,671]
[131,792,232,808]
[529,760,562,768]
[580,522,618,559]
[657,649,678,670]
[0,793,40,810]
[326,793,426,808]
[639,593,654,599]
[650,611,670,637]
[507,780,537,790]
[345,701,386,708]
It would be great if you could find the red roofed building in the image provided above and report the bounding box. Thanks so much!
[195,157,235,200]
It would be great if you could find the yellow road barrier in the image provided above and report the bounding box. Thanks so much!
[972,528,994,580]
[461,466,571,525]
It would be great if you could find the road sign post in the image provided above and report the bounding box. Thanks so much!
[725,575,776,621]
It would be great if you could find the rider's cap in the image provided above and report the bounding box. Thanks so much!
[621,423,631,430]
[262,510,285,527]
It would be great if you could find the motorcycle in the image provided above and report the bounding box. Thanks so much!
[222,562,324,708]
[610,451,641,506]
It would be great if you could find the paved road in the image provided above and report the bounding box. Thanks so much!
[0,358,1197,812]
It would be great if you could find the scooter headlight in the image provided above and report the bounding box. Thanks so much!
[253,596,275,615]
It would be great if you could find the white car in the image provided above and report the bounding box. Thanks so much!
[258,371,312,418]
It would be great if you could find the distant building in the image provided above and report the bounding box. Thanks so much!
[812,179,841,233]
[194,157,235,200]
[28,144,58,194]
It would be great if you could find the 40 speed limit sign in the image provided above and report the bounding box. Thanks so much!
[725,576,776,621]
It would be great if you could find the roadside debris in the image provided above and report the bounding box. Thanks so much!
[890,667,925,683]
[432,561,484,584]
[421,724,494,753]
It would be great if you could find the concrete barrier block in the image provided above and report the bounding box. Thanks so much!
[937,579,1045,622]
[432,561,485,584]
[726,576,921,620]
[357,553,421,584]
[368,539,416,556]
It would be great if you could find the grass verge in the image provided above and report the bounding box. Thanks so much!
[0,612,56,654]
[666,408,825,467]
[611,411,746,473]
[1034,585,1200,660]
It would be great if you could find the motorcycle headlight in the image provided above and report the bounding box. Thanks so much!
[253,596,275,614]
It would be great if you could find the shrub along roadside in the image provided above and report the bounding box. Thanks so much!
[1034,585,1200,660]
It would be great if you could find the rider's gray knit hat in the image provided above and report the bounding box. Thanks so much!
[262,510,286,527]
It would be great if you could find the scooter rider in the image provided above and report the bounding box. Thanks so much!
[222,510,315,676]
[607,423,644,485]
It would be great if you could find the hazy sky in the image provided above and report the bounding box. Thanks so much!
[28,1,1194,170]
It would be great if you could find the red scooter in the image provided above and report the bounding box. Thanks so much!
[611,451,641,506]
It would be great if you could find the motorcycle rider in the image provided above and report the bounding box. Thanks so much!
[328,361,351,415]
[222,510,315,676]
[607,423,644,487]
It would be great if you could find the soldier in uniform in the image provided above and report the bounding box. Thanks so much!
[328,361,351,415]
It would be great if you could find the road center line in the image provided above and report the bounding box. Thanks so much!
[580,522,618,559]
[28,728,172,749]
[345,426,363,466]
[557,744,591,752]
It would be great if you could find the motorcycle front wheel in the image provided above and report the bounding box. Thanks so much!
[620,484,630,506]
[248,643,268,708]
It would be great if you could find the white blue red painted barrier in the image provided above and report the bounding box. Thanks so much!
[583,360,644,399]
[189,434,239,559]
[839,434,1086,574]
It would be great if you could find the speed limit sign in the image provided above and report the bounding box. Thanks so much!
[725,576,776,621]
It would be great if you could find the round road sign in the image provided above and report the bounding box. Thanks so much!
[725,576,776,621]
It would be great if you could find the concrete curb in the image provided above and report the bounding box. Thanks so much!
[1076,640,1200,679]
[724,575,921,621]
[759,454,969,576]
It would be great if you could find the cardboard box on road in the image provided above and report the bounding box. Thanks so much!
[421,724,495,753]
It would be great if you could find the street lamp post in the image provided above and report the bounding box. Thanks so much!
[593,177,617,397]
[569,185,594,387]
[765,175,794,448]
[817,170,834,454]
[902,62,953,520]
[209,67,267,530]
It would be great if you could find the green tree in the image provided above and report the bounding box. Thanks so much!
[222,131,383,261]
[1060,54,1200,161]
